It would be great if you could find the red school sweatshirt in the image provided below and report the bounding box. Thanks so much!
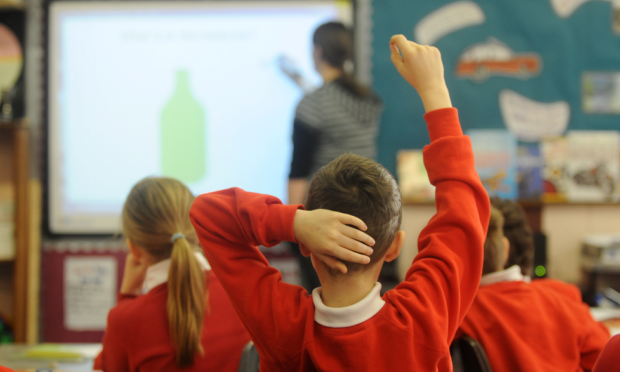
[94,272,250,372]
[593,334,620,372]
[457,280,610,372]
[190,108,490,372]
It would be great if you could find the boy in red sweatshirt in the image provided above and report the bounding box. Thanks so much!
[457,207,610,372]
[190,35,490,371]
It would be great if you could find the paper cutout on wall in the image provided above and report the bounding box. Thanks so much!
[550,0,595,17]
[499,90,570,142]
[550,0,620,18]
[456,38,542,82]
[414,1,485,45]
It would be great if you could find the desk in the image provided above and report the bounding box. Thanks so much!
[0,344,100,371]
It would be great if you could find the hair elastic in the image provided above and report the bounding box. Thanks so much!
[171,233,185,244]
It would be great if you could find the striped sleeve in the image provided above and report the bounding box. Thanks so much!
[295,92,324,130]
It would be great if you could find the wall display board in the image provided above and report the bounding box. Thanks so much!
[372,0,620,201]
[46,1,352,234]
[41,240,126,342]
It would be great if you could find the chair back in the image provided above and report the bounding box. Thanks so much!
[237,341,260,372]
[450,336,493,372]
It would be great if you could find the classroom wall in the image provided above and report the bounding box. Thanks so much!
[543,204,620,283]
[398,204,620,284]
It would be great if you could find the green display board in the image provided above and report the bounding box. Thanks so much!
[372,0,620,175]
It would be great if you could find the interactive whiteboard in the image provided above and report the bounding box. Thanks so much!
[48,1,352,234]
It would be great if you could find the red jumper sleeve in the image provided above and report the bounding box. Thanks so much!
[189,188,310,366]
[387,108,490,346]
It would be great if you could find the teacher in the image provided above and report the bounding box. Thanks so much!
[288,22,383,290]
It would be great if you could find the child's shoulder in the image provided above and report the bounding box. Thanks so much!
[108,285,168,328]
[530,278,582,302]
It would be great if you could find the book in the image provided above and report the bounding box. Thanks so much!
[541,136,568,203]
[467,130,518,200]
[396,150,435,203]
[517,143,544,200]
[565,131,620,202]
[0,199,14,260]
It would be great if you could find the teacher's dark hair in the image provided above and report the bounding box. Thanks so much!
[313,22,372,99]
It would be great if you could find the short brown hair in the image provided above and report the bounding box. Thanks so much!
[482,207,506,275]
[305,154,402,273]
[491,198,534,276]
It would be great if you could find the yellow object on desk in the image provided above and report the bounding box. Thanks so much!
[23,344,83,361]
[0,343,101,372]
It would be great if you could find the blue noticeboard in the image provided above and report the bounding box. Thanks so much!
[372,0,620,176]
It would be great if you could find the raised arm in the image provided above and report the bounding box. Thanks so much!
[387,35,490,344]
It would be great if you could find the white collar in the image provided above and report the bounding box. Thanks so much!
[480,265,524,287]
[312,282,385,328]
[142,251,211,293]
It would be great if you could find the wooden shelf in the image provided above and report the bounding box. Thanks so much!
[0,2,25,11]
[0,120,27,130]
[0,118,29,343]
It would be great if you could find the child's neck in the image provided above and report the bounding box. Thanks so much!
[319,271,378,308]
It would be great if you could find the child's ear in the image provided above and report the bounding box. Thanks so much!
[503,237,510,266]
[126,238,144,261]
[384,230,406,262]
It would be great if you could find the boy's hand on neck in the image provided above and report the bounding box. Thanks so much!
[293,209,375,274]
[389,34,452,113]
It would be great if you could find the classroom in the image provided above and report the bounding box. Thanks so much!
[0,0,619,371]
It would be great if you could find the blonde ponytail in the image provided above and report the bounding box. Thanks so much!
[122,177,207,367]
[167,236,206,367]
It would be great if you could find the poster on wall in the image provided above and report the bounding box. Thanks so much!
[541,136,568,202]
[565,131,620,202]
[468,129,518,199]
[64,256,117,331]
[517,144,544,200]
[396,150,435,203]
[582,72,620,114]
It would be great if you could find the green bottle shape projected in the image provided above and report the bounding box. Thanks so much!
[161,70,206,183]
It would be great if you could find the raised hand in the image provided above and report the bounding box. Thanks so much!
[293,209,375,274]
[390,34,452,112]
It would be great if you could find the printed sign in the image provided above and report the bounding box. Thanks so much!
[64,256,117,331]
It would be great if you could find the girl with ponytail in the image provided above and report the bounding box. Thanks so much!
[95,177,250,372]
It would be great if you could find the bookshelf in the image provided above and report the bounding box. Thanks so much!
[0,120,30,342]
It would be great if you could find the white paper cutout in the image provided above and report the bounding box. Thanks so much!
[549,0,620,18]
[499,90,570,142]
[414,1,486,45]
